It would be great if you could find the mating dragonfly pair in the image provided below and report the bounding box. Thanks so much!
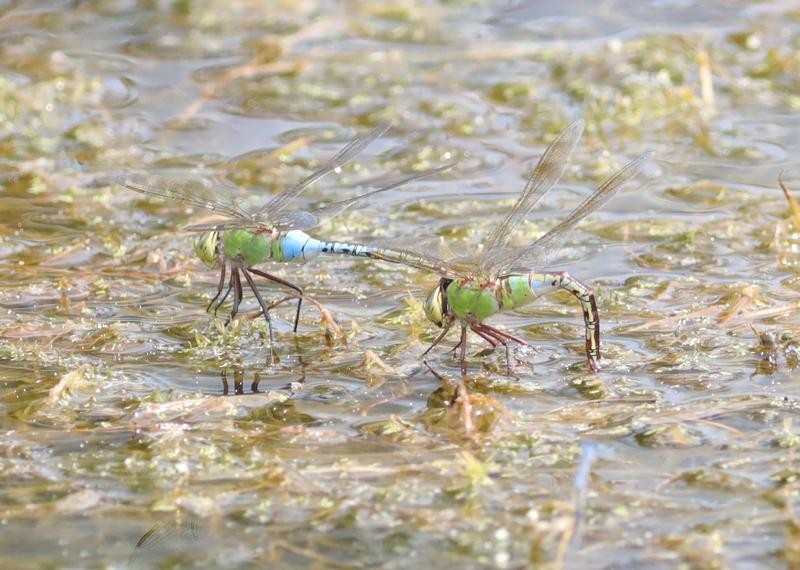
[122,121,650,372]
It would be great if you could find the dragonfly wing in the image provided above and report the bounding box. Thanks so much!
[346,236,461,277]
[183,220,265,232]
[367,245,457,277]
[188,211,320,233]
[257,123,391,219]
[120,174,249,220]
[493,151,653,274]
[480,119,585,262]
[310,163,454,222]
[272,210,319,231]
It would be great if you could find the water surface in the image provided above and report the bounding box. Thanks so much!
[2,0,800,567]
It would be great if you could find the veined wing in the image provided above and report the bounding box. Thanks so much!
[125,124,390,233]
[310,163,454,222]
[184,210,319,233]
[478,119,584,268]
[184,163,454,233]
[310,163,462,276]
[492,151,653,275]
[360,242,457,277]
[257,123,391,219]
[121,175,250,220]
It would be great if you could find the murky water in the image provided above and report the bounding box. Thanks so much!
[3,0,800,567]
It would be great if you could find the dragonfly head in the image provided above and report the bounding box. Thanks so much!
[194,231,221,268]
[423,277,453,328]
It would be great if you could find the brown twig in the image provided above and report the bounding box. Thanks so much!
[246,294,345,339]
[779,171,800,228]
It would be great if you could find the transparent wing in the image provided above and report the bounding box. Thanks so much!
[479,119,584,265]
[359,242,458,277]
[270,210,320,231]
[257,123,391,218]
[491,151,653,274]
[125,123,390,233]
[310,163,454,222]
[183,210,319,233]
[120,174,250,220]
[361,233,489,278]
[185,163,452,233]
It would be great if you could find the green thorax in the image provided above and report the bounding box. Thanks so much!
[194,231,220,268]
[221,229,281,266]
[446,274,537,321]
[445,279,500,320]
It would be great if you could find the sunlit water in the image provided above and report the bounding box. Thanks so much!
[2,0,800,567]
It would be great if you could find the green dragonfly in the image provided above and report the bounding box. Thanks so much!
[359,119,651,372]
[121,124,450,353]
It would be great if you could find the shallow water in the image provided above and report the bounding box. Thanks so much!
[3,0,800,567]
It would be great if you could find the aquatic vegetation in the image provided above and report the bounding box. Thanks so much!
[3,1,800,568]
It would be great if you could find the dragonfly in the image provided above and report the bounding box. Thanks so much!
[357,119,652,372]
[121,124,450,354]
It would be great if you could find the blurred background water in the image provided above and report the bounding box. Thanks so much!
[2,0,800,567]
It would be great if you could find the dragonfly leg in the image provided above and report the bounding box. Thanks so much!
[214,272,234,317]
[421,317,455,358]
[475,323,528,346]
[226,268,243,325]
[248,268,304,333]
[207,263,227,312]
[241,268,276,359]
[474,321,532,375]
[422,359,447,383]
[468,320,499,349]
[551,272,601,372]
[471,321,517,375]
[473,324,508,345]
[458,322,468,375]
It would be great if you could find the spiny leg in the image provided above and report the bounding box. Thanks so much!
[206,263,227,312]
[458,322,468,375]
[422,318,455,358]
[249,268,303,333]
[422,359,447,383]
[226,268,243,325]
[214,272,234,317]
[470,320,513,376]
[235,268,243,309]
[475,323,528,346]
[241,267,275,359]
[468,322,499,349]
[213,283,233,316]
[473,324,509,345]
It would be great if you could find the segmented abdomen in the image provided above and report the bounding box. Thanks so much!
[499,271,600,371]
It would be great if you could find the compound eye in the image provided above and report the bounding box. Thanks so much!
[423,285,444,328]
[194,231,221,268]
